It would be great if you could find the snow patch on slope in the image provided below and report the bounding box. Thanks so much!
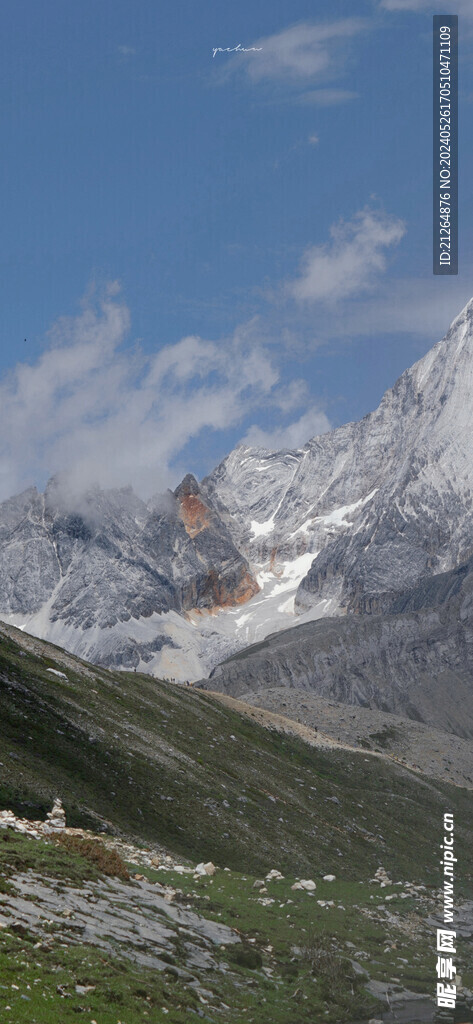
[250,515,276,538]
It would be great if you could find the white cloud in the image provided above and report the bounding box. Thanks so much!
[242,408,331,451]
[308,134,320,145]
[288,208,406,304]
[377,0,473,30]
[0,292,281,503]
[270,378,311,414]
[118,45,136,56]
[319,275,473,339]
[219,19,366,88]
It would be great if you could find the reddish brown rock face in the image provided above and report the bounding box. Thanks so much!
[269,547,283,578]
[201,568,260,609]
[179,493,213,539]
[175,481,260,611]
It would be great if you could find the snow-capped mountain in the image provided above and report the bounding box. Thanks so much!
[0,473,258,676]
[2,298,473,680]
[206,298,473,614]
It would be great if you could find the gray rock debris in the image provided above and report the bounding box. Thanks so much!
[0,871,240,975]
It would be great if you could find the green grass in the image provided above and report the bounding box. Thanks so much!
[1,624,472,1022]
[0,626,472,891]
[0,928,377,1024]
[128,864,472,1022]
[0,833,387,1024]
[0,831,129,885]
[0,930,204,1024]
[0,787,470,1021]
[0,835,460,1024]
[0,831,107,885]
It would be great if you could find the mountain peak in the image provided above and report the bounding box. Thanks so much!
[448,294,473,329]
[2,296,473,681]
[174,473,200,499]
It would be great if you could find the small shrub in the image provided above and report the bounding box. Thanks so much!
[368,725,399,748]
[104,989,124,1004]
[231,945,263,970]
[55,834,129,880]
[280,961,299,980]
[299,930,354,1001]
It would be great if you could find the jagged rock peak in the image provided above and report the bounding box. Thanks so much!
[2,296,473,681]
[174,473,200,499]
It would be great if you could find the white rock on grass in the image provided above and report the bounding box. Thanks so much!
[323,874,336,882]
[194,862,216,877]
[372,866,392,886]
[265,869,284,881]
[291,879,316,891]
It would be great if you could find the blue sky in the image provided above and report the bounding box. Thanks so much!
[0,0,472,500]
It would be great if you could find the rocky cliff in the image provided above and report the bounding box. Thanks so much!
[204,557,473,738]
[2,298,473,681]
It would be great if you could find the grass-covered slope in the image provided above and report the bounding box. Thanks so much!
[0,620,472,890]
[3,830,465,1024]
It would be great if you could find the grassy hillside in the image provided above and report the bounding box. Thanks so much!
[3,829,465,1024]
[0,621,472,890]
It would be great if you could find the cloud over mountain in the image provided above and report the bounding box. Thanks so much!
[0,287,282,502]
[288,208,406,304]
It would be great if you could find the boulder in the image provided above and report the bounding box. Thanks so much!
[194,861,216,877]
[292,879,316,891]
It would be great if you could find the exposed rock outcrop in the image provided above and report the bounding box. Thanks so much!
[2,299,473,682]
[205,555,473,738]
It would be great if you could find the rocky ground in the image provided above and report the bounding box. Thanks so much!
[1,626,473,1021]
[0,806,472,1023]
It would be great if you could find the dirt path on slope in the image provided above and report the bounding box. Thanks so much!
[203,688,473,790]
